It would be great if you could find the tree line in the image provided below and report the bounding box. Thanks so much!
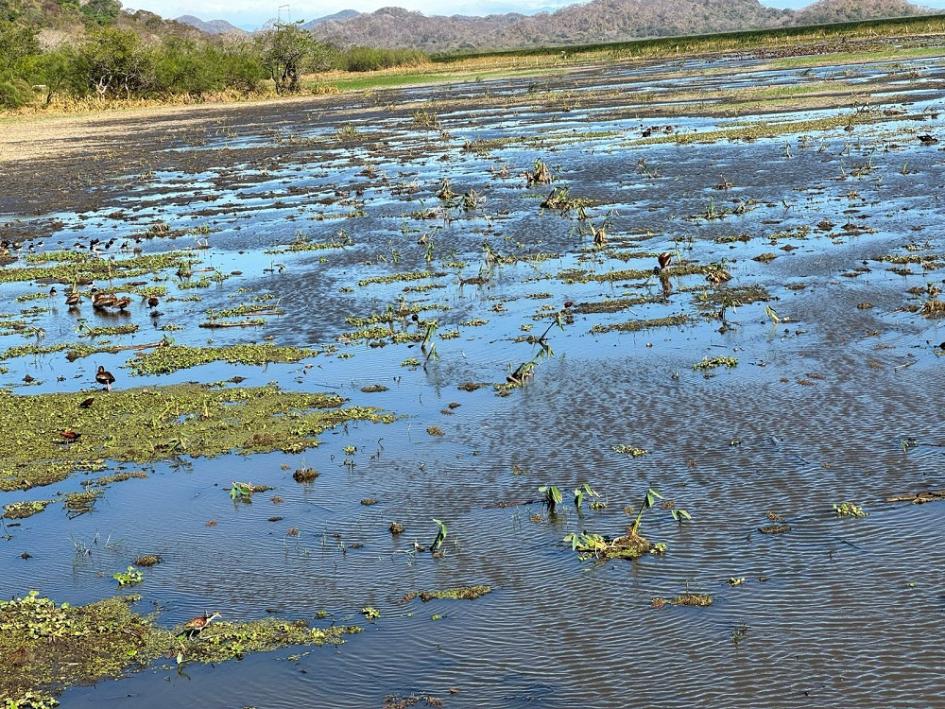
[0,21,428,108]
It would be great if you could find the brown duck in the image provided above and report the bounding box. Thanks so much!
[96,366,116,392]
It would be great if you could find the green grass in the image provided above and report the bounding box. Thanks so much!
[308,66,559,93]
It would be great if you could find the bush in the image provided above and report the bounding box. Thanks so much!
[0,72,32,108]
[339,46,427,72]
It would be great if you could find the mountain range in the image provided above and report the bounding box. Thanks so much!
[306,0,931,52]
[176,0,932,52]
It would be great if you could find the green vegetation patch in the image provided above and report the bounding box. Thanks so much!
[564,528,653,560]
[2,499,53,519]
[357,271,447,287]
[128,344,317,375]
[560,263,708,284]
[0,251,192,285]
[0,384,391,491]
[0,592,360,705]
[403,585,493,602]
[591,314,689,335]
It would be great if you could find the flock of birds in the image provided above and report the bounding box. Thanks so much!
[51,286,162,393]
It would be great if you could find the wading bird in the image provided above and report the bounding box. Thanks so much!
[96,366,115,392]
[182,612,221,639]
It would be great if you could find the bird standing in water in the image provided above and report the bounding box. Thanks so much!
[96,366,115,392]
[655,252,672,274]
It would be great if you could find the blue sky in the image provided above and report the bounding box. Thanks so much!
[125,0,945,31]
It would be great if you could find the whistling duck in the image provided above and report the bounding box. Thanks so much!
[92,292,118,310]
[147,295,159,309]
[66,292,81,308]
[115,297,132,311]
[96,366,115,392]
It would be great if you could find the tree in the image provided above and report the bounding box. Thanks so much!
[76,27,150,98]
[256,22,331,94]
[81,0,122,26]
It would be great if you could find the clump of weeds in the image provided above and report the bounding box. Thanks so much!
[833,501,867,518]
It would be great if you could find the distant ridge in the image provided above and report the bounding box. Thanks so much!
[175,15,248,35]
[307,0,936,52]
[300,9,361,31]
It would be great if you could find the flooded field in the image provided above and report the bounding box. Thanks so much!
[3,46,945,707]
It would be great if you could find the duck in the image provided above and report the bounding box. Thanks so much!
[182,611,222,639]
[92,292,118,310]
[147,295,159,309]
[96,366,116,392]
[115,296,132,311]
[65,292,81,308]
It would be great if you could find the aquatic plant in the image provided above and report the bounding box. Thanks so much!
[112,567,143,587]
[2,499,52,519]
[573,482,599,512]
[631,486,663,536]
[403,585,492,602]
[525,158,553,186]
[539,485,563,514]
[612,445,648,457]
[833,501,867,518]
[430,518,447,552]
[693,356,738,371]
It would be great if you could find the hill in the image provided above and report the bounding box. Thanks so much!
[175,14,247,35]
[309,0,933,52]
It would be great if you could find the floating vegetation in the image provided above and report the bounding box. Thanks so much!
[133,554,161,567]
[403,585,492,602]
[833,501,867,518]
[693,356,738,371]
[90,471,148,486]
[591,314,689,335]
[559,262,708,284]
[112,566,143,587]
[0,384,391,491]
[360,606,380,621]
[612,445,648,457]
[357,271,446,288]
[128,343,317,375]
[293,468,318,483]
[886,489,945,505]
[80,324,139,339]
[758,523,791,535]
[563,528,653,560]
[63,489,101,516]
[0,251,193,285]
[229,481,271,501]
[2,499,52,519]
[652,593,713,608]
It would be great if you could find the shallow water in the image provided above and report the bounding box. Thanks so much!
[3,50,945,707]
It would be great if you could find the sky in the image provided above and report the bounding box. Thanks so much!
[124,0,945,31]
